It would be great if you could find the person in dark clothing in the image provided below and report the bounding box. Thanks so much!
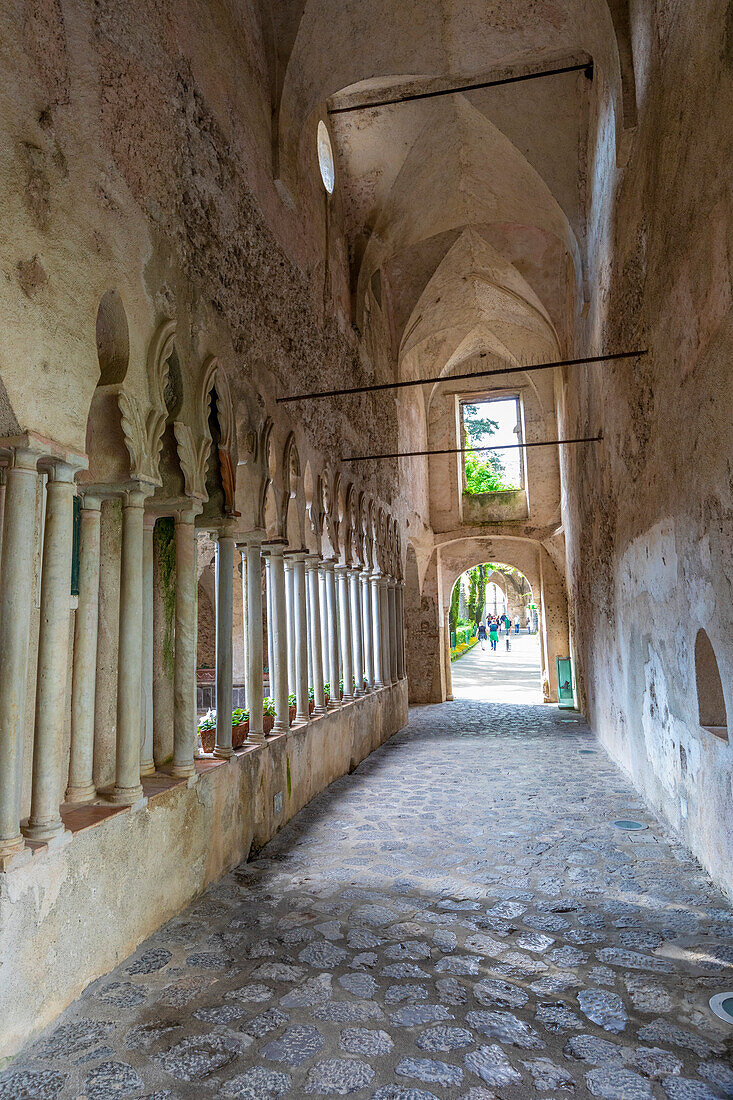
[477,620,487,650]
[488,618,499,651]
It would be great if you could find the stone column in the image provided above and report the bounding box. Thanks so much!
[443,607,454,702]
[214,527,235,759]
[0,448,40,856]
[305,576,314,695]
[306,555,327,715]
[285,555,295,697]
[66,494,102,803]
[241,535,265,743]
[361,570,373,691]
[0,467,6,578]
[387,577,398,685]
[266,558,275,699]
[349,567,365,696]
[24,462,78,840]
[239,547,249,710]
[322,558,341,705]
[318,565,330,698]
[288,551,310,722]
[139,513,155,777]
[370,571,386,688]
[110,487,146,805]
[264,540,289,733]
[379,575,391,688]
[172,509,198,776]
[396,581,406,679]
[336,564,355,702]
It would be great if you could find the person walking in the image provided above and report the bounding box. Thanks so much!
[489,618,499,651]
[477,619,487,650]
[514,614,520,634]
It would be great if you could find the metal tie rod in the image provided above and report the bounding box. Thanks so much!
[345,435,602,463]
[276,350,648,405]
[328,61,593,115]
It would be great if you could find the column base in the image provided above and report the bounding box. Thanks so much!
[0,833,26,860]
[140,760,156,777]
[312,705,328,717]
[295,711,310,723]
[22,817,65,842]
[271,722,289,734]
[341,693,355,704]
[64,782,97,804]
[374,681,386,690]
[107,784,144,806]
[246,730,266,745]
[213,746,234,760]
[170,761,195,778]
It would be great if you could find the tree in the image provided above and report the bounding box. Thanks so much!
[462,403,509,494]
[466,563,488,627]
[449,578,461,633]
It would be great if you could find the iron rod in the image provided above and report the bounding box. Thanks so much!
[345,434,602,463]
[276,350,647,404]
[328,61,592,115]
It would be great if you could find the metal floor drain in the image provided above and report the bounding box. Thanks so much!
[709,992,733,1024]
[613,819,647,831]
[579,749,596,755]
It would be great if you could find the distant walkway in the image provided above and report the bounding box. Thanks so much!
[452,629,542,704]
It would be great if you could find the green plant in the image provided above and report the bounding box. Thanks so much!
[288,693,296,707]
[198,709,216,731]
[263,697,276,717]
[232,707,249,725]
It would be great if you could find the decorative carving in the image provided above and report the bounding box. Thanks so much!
[173,421,209,502]
[117,318,175,486]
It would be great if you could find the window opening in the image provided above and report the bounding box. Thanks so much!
[317,120,335,194]
[461,395,523,494]
[694,628,728,739]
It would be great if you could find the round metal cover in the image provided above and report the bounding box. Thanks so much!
[579,749,596,755]
[709,992,733,1024]
[613,819,647,830]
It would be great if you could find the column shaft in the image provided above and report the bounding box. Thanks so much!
[396,583,406,679]
[111,489,146,804]
[243,539,265,742]
[140,516,155,776]
[349,569,364,696]
[285,558,295,697]
[24,466,77,839]
[265,543,289,732]
[379,577,391,687]
[336,566,354,702]
[323,560,341,705]
[239,548,249,710]
[306,557,327,715]
[361,572,373,691]
[66,496,101,802]
[387,579,398,685]
[172,513,197,775]
[266,563,275,700]
[291,554,310,721]
[214,532,235,758]
[370,573,386,688]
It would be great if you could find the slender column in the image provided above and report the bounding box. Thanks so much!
[0,468,6,577]
[24,463,77,840]
[319,566,330,699]
[285,556,295,698]
[379,575,391,688]
[397,581,406,679]
[306,555,327,715]
[0,450,40,856]
[172,510,198,775]
[139,514,155,777]
[443,607,454,701]
[266,559,275,700]
[322,559,341,705]
[241,535,265,743]
[214,528,235,759]
[387,577,398,685]
[305,576,314,695]
[239,547,249,710]
[110,488,146,805]
[66,494,102,802]
[264,541,289,733]
[349,567,365,696]
[336,565,354,702]
[288,551,310,722]
[361,570,373,691]
[370,571,386,688]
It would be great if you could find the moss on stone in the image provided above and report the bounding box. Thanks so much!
[155,517,177,679]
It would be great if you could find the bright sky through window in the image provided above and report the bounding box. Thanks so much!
[317,121,335,193]
[463,396,522,489]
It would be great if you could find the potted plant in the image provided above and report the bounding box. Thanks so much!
[232,707,249,747]
[308,686,316,714]
[323,681,330,704]
[197,709,217,754]
[263,696,276,735]
[288,692,297,722]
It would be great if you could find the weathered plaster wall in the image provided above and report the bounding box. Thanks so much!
[560,1,733,896]
[0,682,408,1059]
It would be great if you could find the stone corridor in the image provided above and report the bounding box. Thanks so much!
[4,700,732,1100]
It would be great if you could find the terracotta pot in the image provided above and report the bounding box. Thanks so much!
[263,714,275,735]
[200,728,215,754]
[232,721,248,749]
[309,700,315,714]
[289,704,296,722]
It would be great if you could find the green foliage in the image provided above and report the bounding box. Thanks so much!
[449,578,461,632]
[464,447,508,494]
[467,563,488,627]
[463,404,499,438]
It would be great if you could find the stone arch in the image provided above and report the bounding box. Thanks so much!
[695,629,728,739]
[96,290,129,386]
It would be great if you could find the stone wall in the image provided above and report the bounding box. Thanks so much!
[560,2,733,897]
[0,682,408,1059]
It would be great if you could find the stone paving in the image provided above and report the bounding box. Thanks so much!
[3,692,733,1099]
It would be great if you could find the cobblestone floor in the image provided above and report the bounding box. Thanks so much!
[4,697,733,1099]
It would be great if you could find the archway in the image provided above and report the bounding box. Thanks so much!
[448,560,540,704]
